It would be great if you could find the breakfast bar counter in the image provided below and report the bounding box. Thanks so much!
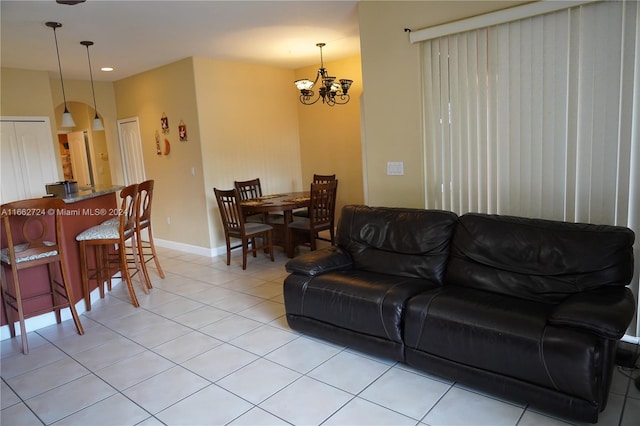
[0,185,123,329]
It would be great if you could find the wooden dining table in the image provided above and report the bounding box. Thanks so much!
[240,191,310,258]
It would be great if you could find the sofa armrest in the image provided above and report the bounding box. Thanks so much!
[549,287,636,339]
[285,246,353,277]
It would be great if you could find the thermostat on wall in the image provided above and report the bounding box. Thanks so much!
[387,161,404,176]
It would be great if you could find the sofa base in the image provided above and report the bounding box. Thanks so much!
[286,314,405,361]
[405,348,600,423]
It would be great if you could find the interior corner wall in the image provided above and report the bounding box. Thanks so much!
[357,1,526,208]
[114,58,211,250]
[294,54,365,223]
[192,57,303,251]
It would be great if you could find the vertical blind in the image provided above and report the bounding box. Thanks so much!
[421,0,640,339]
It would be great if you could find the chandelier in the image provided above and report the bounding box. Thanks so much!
[294,43,353,106]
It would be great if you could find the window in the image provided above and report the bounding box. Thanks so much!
[421,0,639,338]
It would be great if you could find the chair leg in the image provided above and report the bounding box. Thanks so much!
[9,266,28,354]
[147,227,165,279]
[118,241,140,308]
[267,231,274,262]
[97,245,107,298]
[130,234,149,294]
[79,241,92,311]
[49,255,84,335]
[242,238,249,270]
[225,235,232,266]
[0,266,17,339]
[310,231,317,251]
[47,262,62,324]
[136,231,153,290]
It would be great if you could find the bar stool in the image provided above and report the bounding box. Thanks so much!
[134,180,165,288]
[1,197,84,354]
[76,183,148,310]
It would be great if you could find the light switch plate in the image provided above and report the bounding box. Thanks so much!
[387,161,404,176]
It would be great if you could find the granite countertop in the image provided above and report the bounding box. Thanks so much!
[60,185,124,203]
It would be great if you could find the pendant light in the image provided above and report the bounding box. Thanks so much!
[80,41,104,131]
[46,22,75,128]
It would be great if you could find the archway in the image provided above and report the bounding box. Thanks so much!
[53,101,112,187]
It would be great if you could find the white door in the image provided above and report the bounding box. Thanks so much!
[117,117,146,185]
[67,130,93,186]
[0,117,59,204]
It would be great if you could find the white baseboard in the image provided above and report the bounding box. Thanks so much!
[153,237,226,257]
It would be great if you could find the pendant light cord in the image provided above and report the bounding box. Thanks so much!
[52,25,69,110]
[83,43,99,117]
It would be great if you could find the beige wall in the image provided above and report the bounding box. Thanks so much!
[358,1,525,208]
[193,57,303,250]
[294,54,364,222]
[114,58,210,249]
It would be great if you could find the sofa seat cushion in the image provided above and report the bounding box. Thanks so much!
[405,286,606,402]
[285,270,440,343]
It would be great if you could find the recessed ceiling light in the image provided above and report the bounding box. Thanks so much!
[101,67,114,72]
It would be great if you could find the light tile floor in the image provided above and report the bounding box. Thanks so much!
[1,245,639,426]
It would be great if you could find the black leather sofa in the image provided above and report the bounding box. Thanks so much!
[283,205,636,423]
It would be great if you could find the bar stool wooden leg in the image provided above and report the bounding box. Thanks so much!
[79,240,91,311]
[56,244,84,336]
[148,228,165,279]
[2,261,29,354]
[120,238,140,308]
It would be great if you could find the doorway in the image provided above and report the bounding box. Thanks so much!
[117,117,146,185]
[65,130,94,186]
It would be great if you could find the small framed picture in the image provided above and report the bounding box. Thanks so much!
[179,120,188,141]
[161,113,169,134]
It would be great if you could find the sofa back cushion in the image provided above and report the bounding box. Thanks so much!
[446,213,635,302]
[336,205,458,283]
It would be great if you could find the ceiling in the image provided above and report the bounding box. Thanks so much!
[1,0,361,82]
[1,1,532,83]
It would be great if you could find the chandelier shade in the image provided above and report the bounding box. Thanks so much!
[81,41,104,131]
[47,21,75,128]
[295,43,353,106]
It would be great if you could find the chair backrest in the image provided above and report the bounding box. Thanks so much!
[309,180,338,227]
[214,188,244,234]
[313,174,336,184]
[119,184,139,239]
[1,197,66,266]
[137,180,155,230]
[234,178,262,200]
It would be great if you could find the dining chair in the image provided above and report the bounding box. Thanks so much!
[288,180,338,251]
[134,180,165,288]
[1,197,84,354]
[214,187,274,269]
[234,178,263,200]
[76,183,149,310]
[234,178,282,223]
[293,174,337,218]
[234,178,266,223]
[312,174,336,184]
